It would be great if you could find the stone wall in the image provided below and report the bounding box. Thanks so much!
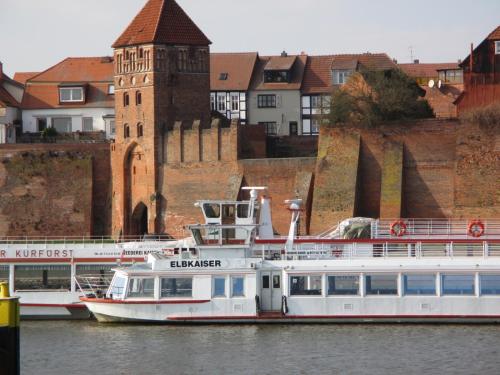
[0,144,110,237]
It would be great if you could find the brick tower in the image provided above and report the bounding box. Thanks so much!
[111,0,211,237]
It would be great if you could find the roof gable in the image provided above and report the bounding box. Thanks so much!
[487,25,500,40]
[113,0,210,48]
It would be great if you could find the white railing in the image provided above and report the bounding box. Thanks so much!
[74,273,114,298]
[0,235,175,245]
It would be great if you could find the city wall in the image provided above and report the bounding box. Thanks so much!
[0,118,497,237]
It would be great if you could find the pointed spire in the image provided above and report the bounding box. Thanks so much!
[113,0,210,48]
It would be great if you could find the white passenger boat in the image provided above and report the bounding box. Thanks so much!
[80,188,500,323]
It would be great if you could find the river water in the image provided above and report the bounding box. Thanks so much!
[21,321,500,375]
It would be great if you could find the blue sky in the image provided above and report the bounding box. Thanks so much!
[1,0,499,76]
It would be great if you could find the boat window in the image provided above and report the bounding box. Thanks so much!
[161,278,192,298]
[403,274,436,295]
[480,275,500,295]
[237,204,249,219]
[213,277,226,297]
[290,275,322,296]
[127,277,155,298]
[222,204,236,223]
[262,275,270,289]
[273,275,281,289]
[365,274,398,295]
[76,264,113,278]
[441,274,475,295]
[328,275,359,295]
[0,265,8,283]
[232,277,245,297]
[14,265,71,291]
[110,275,127,298]
[203,203,220,218]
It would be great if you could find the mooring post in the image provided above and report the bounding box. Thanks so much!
[0,282,20,375]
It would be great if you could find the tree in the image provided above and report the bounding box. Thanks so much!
[328,69,434,128]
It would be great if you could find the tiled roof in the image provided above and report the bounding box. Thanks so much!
[21,57,114,110]
[250,54,307,91]
[29,57,113,83]
[0,85,19,108]
[302,53,396,94]
[13,72,40,85]
[399,63,460,79]
[113,0,210,48]
[487,25,500,40]
[264,56,296,71]
[210,52,258,91]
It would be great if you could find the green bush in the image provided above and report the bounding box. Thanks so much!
[41,127,58,138]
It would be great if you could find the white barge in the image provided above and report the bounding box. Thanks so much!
[80,188,500,323]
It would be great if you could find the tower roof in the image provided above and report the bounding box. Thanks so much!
[113,0,211,48]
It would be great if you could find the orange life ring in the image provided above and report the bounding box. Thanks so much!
[468,220,485,238]
[390,220,407,237]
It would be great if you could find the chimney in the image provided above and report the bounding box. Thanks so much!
[392,58,398,64]
[281,50,288,57]
[414,59,420,64]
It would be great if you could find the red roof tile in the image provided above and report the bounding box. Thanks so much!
[30,57,113,83]
[0,85,19,108]
[265,56,297,71]
[399,63,460,79]
[13,72,40,85]
[210,53,258,91]
[250,54,307,91]
[487,25,500,40]
[113,0,210,48]
[21,57,114,110]
[302,53,396,94]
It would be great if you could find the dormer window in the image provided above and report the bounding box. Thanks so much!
[495,41,500,55]
[108,85,115,95]
[264,70,290,83]
[219,72,228,80]
[59,87,84,103]
[332,69,353,85]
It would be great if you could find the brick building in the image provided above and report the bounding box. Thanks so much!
[111,0,211,237]
[457,25,500,112]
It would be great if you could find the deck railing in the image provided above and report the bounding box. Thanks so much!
[0,235,175,245]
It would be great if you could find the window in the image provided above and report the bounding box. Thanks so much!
[264,70,290,83]
[332,69,353,85]
[290,275,322,296]
[37,118,47,132]
[14,265,71,290]
[219,73,228,80]
[59,87,84,102]
[259,122,277,136]
[161,278,192,297]
[496,41,500,55]
[127,278,154,298]
[136,91,142,105]
[232,277,245,297]
[328,275,359,295]
[257,94,276,108]
[0,265,8,283]
[137,123,143,137]
[311,95,322,108]
[124,124,130,138]
[365,274,398,295]
[213,277,226,297]
[203,203,220,218]
[273,275,280,289]
[110,275,127,298]
[52,117,72,133]
[262,275,270,289]
[441,274,475,295]
[236,204,249,218]
[210,93,216,111]
[311,119,320,134]
[217,93,226,111]
[82,117,93,132]
[403,274,436,295]
[76,264,113,277]
[480,275,500,295]
[231,93,239,111]
[123,92,130,107]
[108,85,115,95]
[110,120,116,135]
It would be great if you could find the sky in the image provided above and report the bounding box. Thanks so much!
[1,0,499,76]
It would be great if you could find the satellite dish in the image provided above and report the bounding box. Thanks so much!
[437,80,443,89]
[428,79,435,88]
